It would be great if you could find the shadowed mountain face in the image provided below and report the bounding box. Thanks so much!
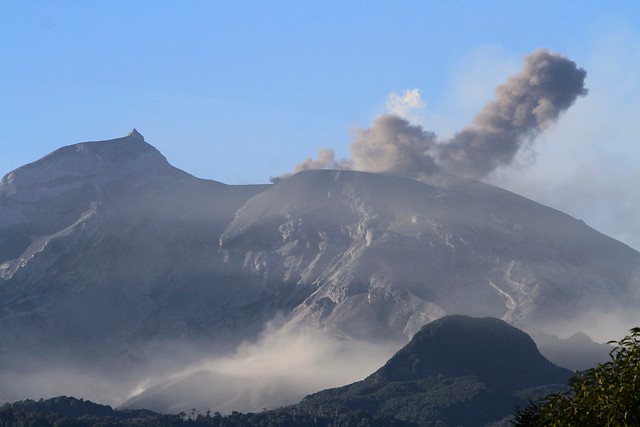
[0,134,273,379]
[296,315,572,427]
[0,134,638,406]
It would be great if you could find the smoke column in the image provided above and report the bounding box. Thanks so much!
[350,114,439,177]
[294,49,587,180]
[295,148,351,172]
[438,49,588,178]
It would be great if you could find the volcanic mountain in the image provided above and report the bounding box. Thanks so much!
[0,132,269,400]
[221,168,639,339]
[0,132,638,404]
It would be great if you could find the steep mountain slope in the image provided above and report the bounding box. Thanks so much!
[0,131,272,385]
[221,169,640,340]
[295,315,572,426]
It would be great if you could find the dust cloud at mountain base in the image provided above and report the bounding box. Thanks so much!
[123,324,399,413]
[0,323,400,414]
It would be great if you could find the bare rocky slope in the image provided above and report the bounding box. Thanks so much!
[221,168,640,339]
[0,132,270,396]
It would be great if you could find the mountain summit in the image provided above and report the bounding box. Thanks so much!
[128,128,145,141]
[0,132,170,197]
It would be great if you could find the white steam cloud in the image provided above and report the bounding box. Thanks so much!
[386,89,426,119]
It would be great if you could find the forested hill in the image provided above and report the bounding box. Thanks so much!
[293,315,571,426]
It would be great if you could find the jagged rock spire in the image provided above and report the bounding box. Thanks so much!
[128,128,145,141]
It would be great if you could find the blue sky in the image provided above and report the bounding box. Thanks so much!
[2,1,640,248]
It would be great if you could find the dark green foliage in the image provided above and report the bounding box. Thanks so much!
[296,375,519,427]
[0,396,415,427]
[513,327,640,426]
[0,396,168,427]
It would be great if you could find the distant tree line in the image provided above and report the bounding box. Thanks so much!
[0,396,417,427]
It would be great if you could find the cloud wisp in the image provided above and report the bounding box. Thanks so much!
[386,88,426,119]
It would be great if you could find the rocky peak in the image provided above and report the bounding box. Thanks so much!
[0,133,173,200]
[127,128,145,141]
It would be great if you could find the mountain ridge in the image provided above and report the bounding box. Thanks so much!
[1,132,637,407]
[1,134,172,191]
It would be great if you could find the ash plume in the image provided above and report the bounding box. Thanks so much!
[294,49,587,180]
[438,49,588,178]
[350,114,439,177]
[295,148,351,172]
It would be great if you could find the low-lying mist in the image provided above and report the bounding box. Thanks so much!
[0,366,138,408]
[0,322,400,414]
[3,310,638,412]
[122,323,400,414]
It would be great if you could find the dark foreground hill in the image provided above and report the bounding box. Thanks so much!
[293,315,572,426]
[0,316,572,427]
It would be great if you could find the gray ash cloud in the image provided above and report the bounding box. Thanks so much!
[295,49,587,180]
